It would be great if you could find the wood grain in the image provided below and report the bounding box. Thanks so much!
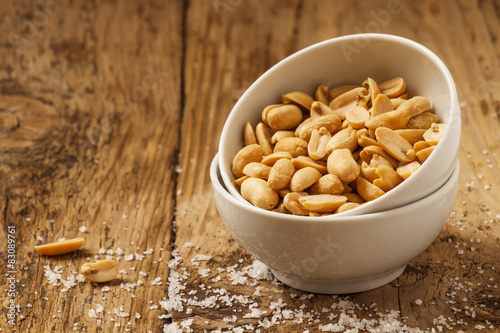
[0,0,499,332]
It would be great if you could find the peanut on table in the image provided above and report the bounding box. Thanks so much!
[231,77,446,216]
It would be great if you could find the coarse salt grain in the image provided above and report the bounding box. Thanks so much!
[79,226,87,233]
[151,277,162,285]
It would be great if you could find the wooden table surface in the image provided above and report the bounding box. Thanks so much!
[1,0,499,332]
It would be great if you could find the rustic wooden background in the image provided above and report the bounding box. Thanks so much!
[0,0,499,332]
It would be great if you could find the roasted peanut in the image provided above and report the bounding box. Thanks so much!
[295,117,312,137]
[363,77,381,103]
[373,165,404,192]
[35,237,85,256]
[370,154,393,169]
[379,77,406,98]
[81,260,119,283]
[352,148,362,162]
[335,202,361,214]
[255,122,273,155]
[268,158,295,190]
[365,109,409,130]
[309,174,344,195]
[394,129,426,145]
[357,128,379,147]
[264,104,303,130]
[405,111,439,129]
[416,145,435,163]
[283,192,309,216]
[281,91,314,110]
[390,97,407,109]
[371,94,394,117]
[291,156,328,174]
[315,84,330,105]
[327,148,360,183]
[397,96,431,118]
[356,176,385,202]
[278,189,290,197]
[413,140,433,153]
[243,162,271,179]
[329,85,360,100]
[343,192,365,203]
[310,101,336,119]
[273,137,308,157]
[244,122,257,145]
[289,167,322,192]
[359,145,399,168]
[346,106,370,129]
[271,130,296,144]
[375,127,414,162]
[342,182,352,194]
[308,127,331,160]
[232,144,264,178]
[329,87,367,120]
[261,152,293,166]
[423,123,446,144]
[272,202,290,214]
[262,104,279,125]
[298,194,347,213]
[241,178,279,210]
[298,115,342,141]
[234,175,250,186]
[396,161,421,179]
[326,127,358,153]
[360,162,379,183]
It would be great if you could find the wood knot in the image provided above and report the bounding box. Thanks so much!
[0,95,58,148]
[0,112,19,130]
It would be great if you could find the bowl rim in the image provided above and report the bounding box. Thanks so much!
[211,152,460,225]
[218,33,461,216]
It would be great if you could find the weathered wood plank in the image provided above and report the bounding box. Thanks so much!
[0,0,183,332]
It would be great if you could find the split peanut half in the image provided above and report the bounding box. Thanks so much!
[35,238,85,256]
[81,260,119,283]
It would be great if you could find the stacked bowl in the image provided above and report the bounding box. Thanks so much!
[211,34,461,294]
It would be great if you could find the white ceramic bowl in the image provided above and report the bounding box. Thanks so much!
[211,153,459,294]
[218,33,461,215]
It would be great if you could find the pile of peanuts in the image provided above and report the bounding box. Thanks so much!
[231,77,446,216]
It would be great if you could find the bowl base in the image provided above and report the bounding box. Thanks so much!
[270,265,407,294]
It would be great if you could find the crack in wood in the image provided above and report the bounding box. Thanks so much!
[162,1,189,328]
